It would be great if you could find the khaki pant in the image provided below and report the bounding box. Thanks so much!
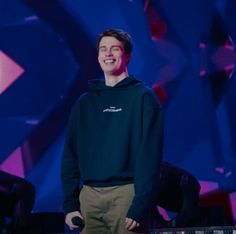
[79,184,146,234]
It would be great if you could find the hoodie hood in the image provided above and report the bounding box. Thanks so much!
[88,76,142,90]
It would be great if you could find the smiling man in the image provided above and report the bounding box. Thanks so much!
[97,34,130,85]
[61,28,163,234]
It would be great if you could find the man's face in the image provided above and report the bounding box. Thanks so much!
[98,36,130,76]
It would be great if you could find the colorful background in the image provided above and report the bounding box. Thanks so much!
[0,0,236,225]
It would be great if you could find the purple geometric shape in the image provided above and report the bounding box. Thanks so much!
[230,192,236,224]
[157,206,172,221]
[199,180,219,195]
[212,44,236,72]
[0,147,25,178]
[0,50,24,94]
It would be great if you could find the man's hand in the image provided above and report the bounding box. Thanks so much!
[65,211,84,230]
[125,217,140,231]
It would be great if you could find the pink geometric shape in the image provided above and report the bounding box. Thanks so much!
[199,180,219,195]
[0,50,24,95]
[0,147,25,178]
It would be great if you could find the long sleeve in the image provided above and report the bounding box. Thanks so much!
[61,106,81,213]
[127,90,163,223]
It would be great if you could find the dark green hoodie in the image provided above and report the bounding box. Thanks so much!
[61,76,163,223]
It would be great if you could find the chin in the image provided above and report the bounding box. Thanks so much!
[104,69,117,74]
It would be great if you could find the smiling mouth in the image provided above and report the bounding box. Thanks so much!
[104,59,116,64]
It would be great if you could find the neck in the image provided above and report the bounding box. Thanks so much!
[104,71,129,87]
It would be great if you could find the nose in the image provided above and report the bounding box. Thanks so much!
[105,48,113,56]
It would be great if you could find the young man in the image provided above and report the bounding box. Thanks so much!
[61,28,163,234]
